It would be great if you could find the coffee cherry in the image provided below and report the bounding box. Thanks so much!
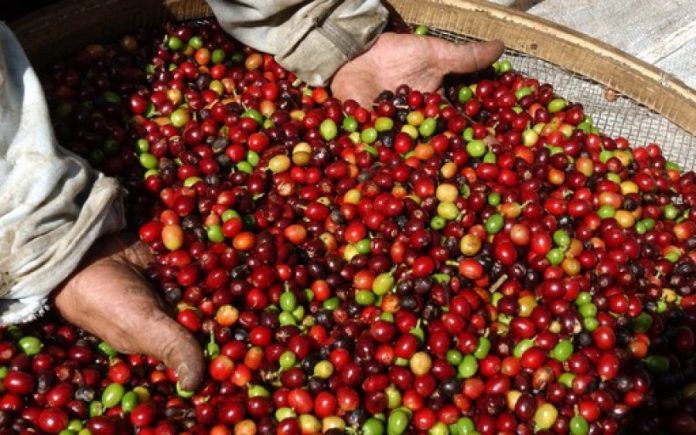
[20,17,696,434]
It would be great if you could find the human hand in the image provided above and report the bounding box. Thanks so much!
[53,233,204,390]
[331,32,504,107]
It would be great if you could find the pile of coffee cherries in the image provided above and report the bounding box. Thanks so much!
[1,18,695,435]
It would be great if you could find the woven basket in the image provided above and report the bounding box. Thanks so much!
[10,0,696,168]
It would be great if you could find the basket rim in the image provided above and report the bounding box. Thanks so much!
[389,0,696,138]
[437,0,696,100]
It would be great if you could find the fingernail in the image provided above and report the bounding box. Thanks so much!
[177,363,190,386]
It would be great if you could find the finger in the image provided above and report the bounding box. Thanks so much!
[120,238,155,269]
[349,92,374,110]
[54,235,205,390]
[55,264,204,390]
[146,308,205,391]
[432,39,505,74]
[332,83,374,109]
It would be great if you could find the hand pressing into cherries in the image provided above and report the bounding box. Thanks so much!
[331,32,504,107]
[52,234,204,391]
[47,32,503,395]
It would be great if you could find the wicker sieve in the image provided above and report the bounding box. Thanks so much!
[9,0,696,170]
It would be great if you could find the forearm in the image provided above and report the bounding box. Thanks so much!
[0,23,125,324]
[206,0,389,85]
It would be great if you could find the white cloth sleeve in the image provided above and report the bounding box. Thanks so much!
[0,22,125,325]
[206,0,389,86]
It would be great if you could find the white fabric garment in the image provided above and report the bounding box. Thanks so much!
[0,22,125,324]
[0,0,388,324]
[207,0,388,86]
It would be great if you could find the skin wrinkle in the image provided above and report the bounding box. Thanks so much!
[64,262,143,342]
[444,41,489,73]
